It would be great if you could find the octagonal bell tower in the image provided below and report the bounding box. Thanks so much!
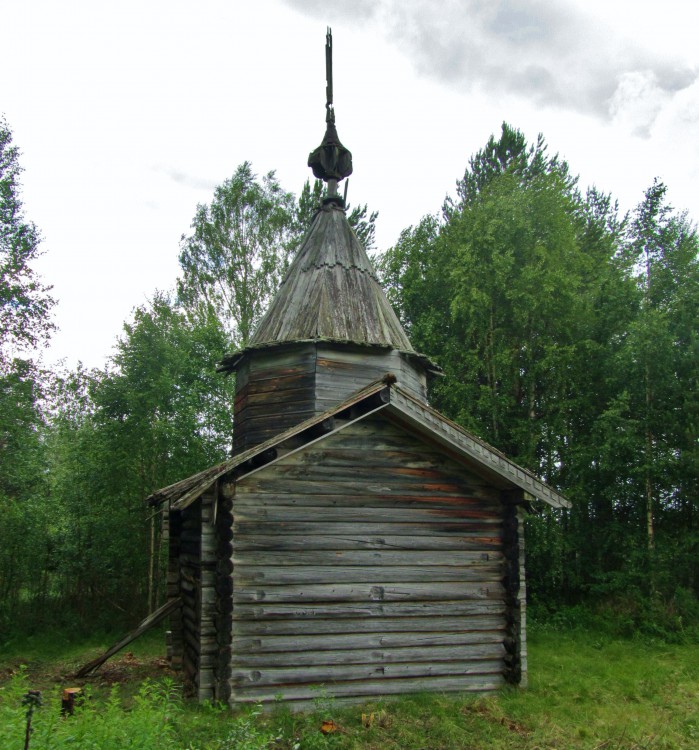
[219,29,440,455]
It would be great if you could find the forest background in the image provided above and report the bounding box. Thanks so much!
[1,116,698,642]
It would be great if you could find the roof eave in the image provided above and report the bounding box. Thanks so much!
[217,338,442,376]
[384,387,570,509]
[149,376,569,512]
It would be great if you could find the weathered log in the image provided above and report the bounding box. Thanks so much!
[75,598,182,677]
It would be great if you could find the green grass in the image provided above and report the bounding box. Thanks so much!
[1,626,697,749]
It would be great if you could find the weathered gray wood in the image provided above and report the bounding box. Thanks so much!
[233,534,502,551]
[232,658,503,687]
[517,505,528,686]
[235,643,505,668]
[244,205,416,352]
[232,600,506,621]
[233,521,501,537]
[75,597,182,677]
[233,630,504,653]
[234,549,502,567]
[233,348,317,454]
[235,564,502,584]
[234,506,501,525]
[231,674,504,706]
[233,491,497,509]
[233,581,504,604]
[238,475,496,498]
[232,613,505,635]
[225,413,514,706]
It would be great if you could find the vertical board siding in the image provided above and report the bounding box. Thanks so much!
[230,417,507,706]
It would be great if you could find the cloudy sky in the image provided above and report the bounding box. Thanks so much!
[3,0,698,370]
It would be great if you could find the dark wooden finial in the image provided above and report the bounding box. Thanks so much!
[308,27,353,190]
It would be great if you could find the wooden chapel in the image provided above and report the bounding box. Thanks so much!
[147,30,569,708]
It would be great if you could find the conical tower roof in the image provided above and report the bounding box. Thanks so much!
[249,202,413,350]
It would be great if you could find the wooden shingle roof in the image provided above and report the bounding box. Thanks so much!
[248,202,413,350]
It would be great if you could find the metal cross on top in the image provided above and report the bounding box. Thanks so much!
[308,27,353,195]
[325,27,334,125]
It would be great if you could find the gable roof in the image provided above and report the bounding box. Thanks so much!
[148,375,569,511]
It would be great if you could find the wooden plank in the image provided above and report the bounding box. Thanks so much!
[232,630,504,653]
[233,613,505,636]
[233,492,497,510]
[233,521,502,537]
[234,643,505,668]
[239,372,315,397]
[234,564,503,585]
[233,598,505,618]
[231,673,504,705]
[233,581,504,604]
[265,447,497,477]
[75,598,182,677]
[237,385,316,408]
[239,475,491,498]
[240,401,317,420]
[231,658,503,687]
[234,549,502,567]
[246,346,316,373]
[233,534,503,552]
[233,506,501,524]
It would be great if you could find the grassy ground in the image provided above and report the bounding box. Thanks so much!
[1,626,697,749]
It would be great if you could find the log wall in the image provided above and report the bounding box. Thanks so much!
[233,343,428,455]
[314,344,427,413]
[167,493,220,701]
[178,501,201,693]
[233,345,316,455]
[166,510,183,671]
[230,416,511,707]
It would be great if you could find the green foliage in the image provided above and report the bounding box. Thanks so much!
[2,629,698,749]
[378,122,699,613]
[1,155,382,632]
[178,162,298,348]
[0,673,182,750]
[0,360,52,630]
[2,111,697,645]
[39,293,235,626]
[0,116,55,358]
